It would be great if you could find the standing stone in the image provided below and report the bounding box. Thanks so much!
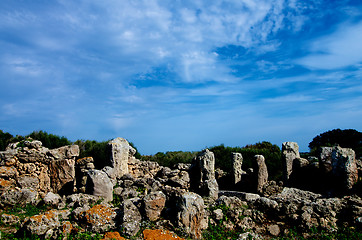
[255,155,268,194]
[86,169,113,202]
[282,142,300,183]
[107,138,130,179]
[331,146,358,190]
[176,192,207,239]
[232,152,245,185]
[191,149,219,200]
[320,147,333,173]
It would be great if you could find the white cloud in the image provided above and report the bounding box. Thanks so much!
[296,21,362,69]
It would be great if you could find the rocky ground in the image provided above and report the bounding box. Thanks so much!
[0,138,361,239]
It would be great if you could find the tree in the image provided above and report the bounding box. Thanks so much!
[26,130,71,149]
[0,130,14,151]
[309,129,362,158]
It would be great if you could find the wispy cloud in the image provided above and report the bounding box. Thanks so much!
[296,21,362,69]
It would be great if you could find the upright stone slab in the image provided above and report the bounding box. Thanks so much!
[176,192,207,239]
[320,147,333,173]
[282,142,300,183]
[255,155,268,194]
[107,138,130,179]
[191,149,219,200]
[232,152,244,185]
[331,146,358,190]
[86,169,113,202]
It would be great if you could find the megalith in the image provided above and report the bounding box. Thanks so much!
[86,169,113,202]
[190,149,219,200]
[331,146,358,190]
[232,152,245,185]
[176,192,207,239]
[282,142,300,183]
[107,137,130,179]
[254,155,268,194]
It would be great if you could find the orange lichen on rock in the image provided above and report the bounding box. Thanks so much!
[83,204,114,225]
[0,178,13,188]
[101,232,127,240]
[143,229,185,240]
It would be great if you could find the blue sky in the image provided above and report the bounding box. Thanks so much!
[1,0,362,155]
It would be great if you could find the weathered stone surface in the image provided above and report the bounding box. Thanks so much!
[143,229,184,240]
[167,170,190,189]
[1,213,20,225]
[282,142,300,182]
[254,155,268,194]
[86,169,113,202]
[176,192,207,239]
[43,192,62,206]
[49,145,79,159]
[17,175,39,189]
[101,232,127,240]
[320,147,333,173]
[0,188,38,206]
[191,149,219,200]
[81,204,118,233]
[232,152,244,185]
[107,137,130,179]
[273,187,321,201]
[49,159,75,194]
[128,158,160,179]
[331,146,358,190]
[143,191,166,221]
[119,199,142,237]
[25,209,70,236]
[0,166,18,178]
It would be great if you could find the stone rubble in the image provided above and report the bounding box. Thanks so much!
[0,138,360,239]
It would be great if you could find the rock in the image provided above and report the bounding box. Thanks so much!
[143,191,166,221]
[176,192,207,239]
[119,199,142,237]
[1,213,20,225]
[17,175,39,190]
[66,193,103,209]
[25,209,70,236]
[232,152,245,185]
[238,232,262,240]
[143,229,184,240]
[43,192,62,206]
[107,137,130,179]
[167,170,190,189]
[0,166,18,179]
[173,163,191,171]
[190,149,219,200]
[273,187,321,201]
[254,197,279,212]
[0,188,38,206]
[267,224,280,236]
[212,208,224,221]
[218,191,260,201]
[282,142,300,182]
[81,204,118,233]
[331,146,358,190]
[101,232,127,240]
[320,147,333,173]
[49,159,75,194]
[49,145,79,159]
[86,169,113,202]
[293,158,310,169]
[254,155,268,194]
